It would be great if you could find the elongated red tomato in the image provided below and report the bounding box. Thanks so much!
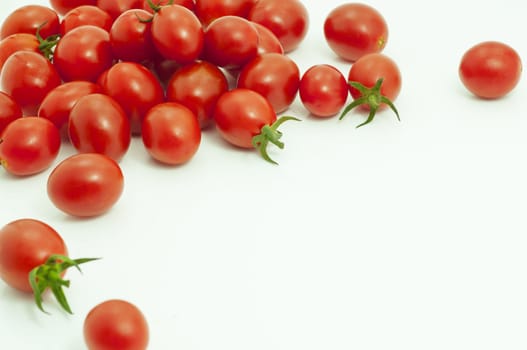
[84,299,149,350]
[0,117,61,176]
[1,5,60,40]
[47,153,124,217]
[0,92,22,134]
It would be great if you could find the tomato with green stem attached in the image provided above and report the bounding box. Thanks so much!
[0,218,98,314]
[0,5,60,40]
[110,9,156,63]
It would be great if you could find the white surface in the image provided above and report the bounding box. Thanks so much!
[1,0,527,349]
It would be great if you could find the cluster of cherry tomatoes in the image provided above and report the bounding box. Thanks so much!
[0,0,523,349]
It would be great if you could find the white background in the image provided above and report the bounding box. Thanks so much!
[1,0,527,349]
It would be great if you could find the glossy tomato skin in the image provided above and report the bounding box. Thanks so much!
[60,5,113,35]
[47,153,124,217]
[0,117,60,176]
[166,61,229,128]
[251,22,284,55]
[0,5,60,40]
[50,0,97,16]
[459,41,522,99]
[96,0,144,19]
[214,88,276,148]
[1,51,61,116]
[98,62,165,134]
[0,219,67,293]
[84,299,149,350]
[110,9,156,63]
[69,94,131,161]
[195,0,257,26]
[237,53,300,113]
[248,0,309,53]
[143,0,195,13]
[151,5,204,64]
[0,33,40,72]
[0,92,22,134]
[53,25,114,82]
[347,53,402,109]
[299,64,349,118]
[203,16,258,69]
[38,81,102,136]
[324,3,388,62]
[141,102,201,165]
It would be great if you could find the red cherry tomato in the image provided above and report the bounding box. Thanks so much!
[324,3,388,62]
[69,94,131,161]
[1,51,61,116]
[60,5,113,35]
[53,25,114,82]
[237,53,300,113]
[96,0,144,19]
[141,102,202,165]
[151,4,204,64]
[38,81,102,135]
[0,219,67,293]
[0,117,61,176]
[195,0,257,26]
[110,9,156,63]
[459,41,522,99]
[166,61,229,128]
[248,0,309,53]
[84,299,149,350]
[0,5,60,40]
[50,0,97,16]
[203,16,258,69]
[0,33,40,72]
[98,62,165,134]
[299,64,349,118]
[251,22,284,55]
[47,153,124,217]
[0,92,22,134]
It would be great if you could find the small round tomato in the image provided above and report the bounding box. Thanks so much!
[38,81,102,135]
[69,94,131,161]
[151,4,204,64]
[0,219,67,293]
[251,22,284,55]
[84,299,149,350]
[166,61,229,128]
[248,0,309,53]
[50,0,97,16]
[110,9,156,63]
[53,25,114,82]
[0,5,60,40]
[0,33,40,72]
[203,16,258,69]
[459,41,522,99]
[237,53,300,113]
[0,117,61,176]
[98,62,165,134]
[1,51,61,115]
[324,3,388,62]
[299,64,348,118]
[47,153,124,217]
[60,5,113,35]
[195,0,257,26]
[96,0,144,19]
[141,102,201,165]
[0,92,22,134]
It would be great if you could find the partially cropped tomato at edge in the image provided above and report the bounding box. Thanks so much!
[0,5,60,40]
[0,92,22,134]
[47,153,125,217]
[459,41,522,99]
[50,0,97,16]
[194,0,257,26]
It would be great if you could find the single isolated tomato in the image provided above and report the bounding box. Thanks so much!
[324,3,388,62]
[248,0,309,53]
[0,5,60,40]
[1,51,61,115]
[69,94,131,161]
[341,53,402,127]
[110,9,156,63]
[84,299,149,350]
[214,88,299,164]
[0,92,22,134]
[47,153,125,217]
[53,25,114,82]
[0,218,97,313]
[237,53,300,113]
[299,64,349,118]
[60,5,113,35]
[0,33,40,72]
[38,81,102,136]
[0,117,61,176]
[194,0,257,26]
[141,102,202,165]
[166,60,229,128]
[459,41,522,99]
[50,0,97,16]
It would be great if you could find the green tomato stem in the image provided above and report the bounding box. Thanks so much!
[251,116,301,165]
